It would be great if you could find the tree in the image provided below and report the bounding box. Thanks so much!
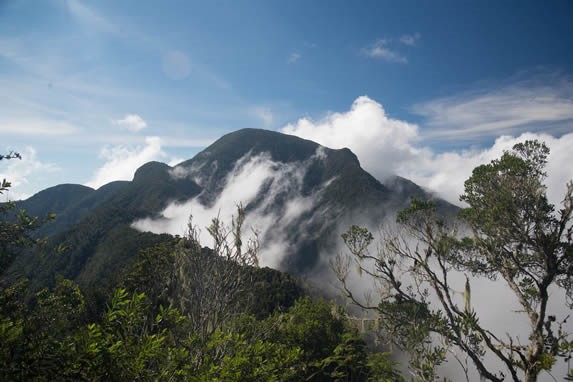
[169,205,260,344]
[0,151,54,276]
[335,140,573,381]
[124,204,262,369]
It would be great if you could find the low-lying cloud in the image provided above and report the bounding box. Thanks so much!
[133,148,331,268]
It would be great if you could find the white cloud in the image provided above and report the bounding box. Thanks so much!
[0,120,79,136]
[282,96,419,180]
[133,149,329,268]
[287,52,301,64]
[401,132,573,206]
[85,136,167,189]
[399,33,421,46]
[0,146,58,200]
[113,114,147,132]
[413,77,573,140]
[281,96,573,207]
[363,39,408,63]
[162,50,191,80]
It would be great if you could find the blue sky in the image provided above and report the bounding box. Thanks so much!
[1,0,573,202]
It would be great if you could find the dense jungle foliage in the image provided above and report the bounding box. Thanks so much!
[0,158,400,380]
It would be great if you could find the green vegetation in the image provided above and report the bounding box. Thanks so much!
[0,242,398,380]
[0,154,399,380]
[336,140,573,381]
[4,139,570,381]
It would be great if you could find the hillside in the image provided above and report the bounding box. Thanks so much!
[4,128,454,296]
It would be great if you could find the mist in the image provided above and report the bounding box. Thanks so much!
[131,134,572,380]
[132,148,333,269]
[322,221,572,381]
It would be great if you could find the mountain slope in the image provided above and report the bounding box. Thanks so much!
[3,128,455,295]
[149,129,448,271]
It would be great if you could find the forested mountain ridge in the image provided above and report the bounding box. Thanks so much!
[3,128,453,297]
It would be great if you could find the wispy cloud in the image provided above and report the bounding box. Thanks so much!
[0,120,79,136]
[412,73,573,140]
[287,52,301,64]
[113,114,147,132]
[399,32,421,46]
[362,39,408,63]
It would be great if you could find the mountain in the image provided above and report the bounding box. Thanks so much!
[3,128,455,299]
[169,129,453,271]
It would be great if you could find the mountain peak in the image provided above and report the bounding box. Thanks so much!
[133,161,172,183]
[185,128,320,167]
[7,128,455,289]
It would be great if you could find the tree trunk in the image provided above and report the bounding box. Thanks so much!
[524,370,538,382]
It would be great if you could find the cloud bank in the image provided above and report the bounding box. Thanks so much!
[282,96,573,207]
[282,96,420,180]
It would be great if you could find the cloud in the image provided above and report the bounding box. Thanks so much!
[287,52,301,64]
[113,114,147,132]
[399,33,421,46]
[133,149,330,269]
[0,146,58,200]
[85,136,167,189]
[412,75,573,140]
[0,120,79,136]
[282,96,419,180]
[401,132,573,207]
[281,96,573,207]
[162,50,192,80]
[362,39,408,63]
[250,106,274,126]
